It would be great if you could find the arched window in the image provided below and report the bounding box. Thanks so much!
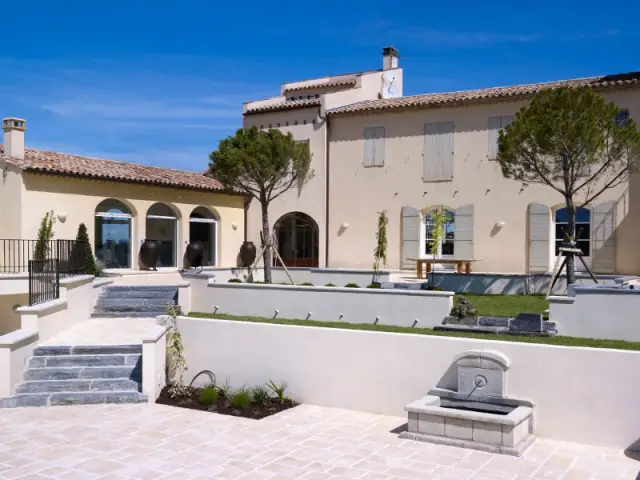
[274,212,319,267]
[555,207,591,257]
[146,203,178,268]
[189,207,218,267]
[424,207,455,257]
[94,199,132,269]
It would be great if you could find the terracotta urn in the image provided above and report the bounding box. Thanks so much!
[186,242,204,268]
[139,239,159,270]
[239,241,257,267]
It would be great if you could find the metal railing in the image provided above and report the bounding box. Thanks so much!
[28,259,60,306]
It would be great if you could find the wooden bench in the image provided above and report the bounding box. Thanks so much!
[409,258,479,279]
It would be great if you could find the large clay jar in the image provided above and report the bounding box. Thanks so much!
[186,242,204,268]
[239,241,257,267]
[140,239,159,270]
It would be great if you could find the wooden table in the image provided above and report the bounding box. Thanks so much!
[410,258,478,279]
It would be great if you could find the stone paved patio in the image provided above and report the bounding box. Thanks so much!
[0,403,637,479]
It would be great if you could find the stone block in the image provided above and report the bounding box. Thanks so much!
[33,346,71,356]
[408,412,419,432]
[478,316,510,327]
[444,417,473,440]
[502,420,529,447]
[458,366,505,397]
[418,414,445,436]
[472,421,503,446]
[509,313,543,332]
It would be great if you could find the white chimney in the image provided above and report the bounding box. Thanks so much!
[2,118,26,160]
[382,46,399,70]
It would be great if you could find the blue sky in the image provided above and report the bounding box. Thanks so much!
[1,1,637,172]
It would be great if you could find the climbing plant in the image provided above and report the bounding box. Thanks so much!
[165,303,190,398]
[372,210,388,282]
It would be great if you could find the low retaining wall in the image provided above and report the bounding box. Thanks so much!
[177,316,640,449]
[141,324,167,402]
[0,328,39,398]
[428,272,620,295]
[549,285,640,341]
[188,281,453,328]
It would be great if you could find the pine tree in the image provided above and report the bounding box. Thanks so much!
[74,223,98,276]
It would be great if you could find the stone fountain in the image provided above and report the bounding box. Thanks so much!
[399,349,535,456]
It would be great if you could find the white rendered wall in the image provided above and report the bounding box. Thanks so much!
[177,316,640,449]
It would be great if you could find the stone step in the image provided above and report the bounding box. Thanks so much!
[15,378,141,394]
[0,391,148,408]
[33,345,142,356]
[97,298,175,307]
[95,304,171,313]
[90,312,165,318]
[24,365,141,381]
[28,354,141,368]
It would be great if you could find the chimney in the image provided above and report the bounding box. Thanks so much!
[2,117,26,160]
[382,46,399,70]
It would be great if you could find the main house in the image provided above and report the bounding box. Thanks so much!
[243,47,640,275]
[0,119,246,273]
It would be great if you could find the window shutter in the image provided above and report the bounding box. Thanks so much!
[501,115,514,128]
[364,127,375,166]
[424,122,454,181]
[423,123,438,180]
[592,201,616,273]
[439,122,454,180]
[454,204,474,259]
[401,206,420,269]
[528,203,550,272]
[488,116,502,160]
[374,126,385,166]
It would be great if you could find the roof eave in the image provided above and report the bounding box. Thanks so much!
[243,103,321,116]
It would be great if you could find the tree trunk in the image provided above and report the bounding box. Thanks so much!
[261,201,272,284]
[565,197,577,286]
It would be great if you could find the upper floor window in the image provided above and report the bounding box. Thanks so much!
[616,109,630,127]
[423,121,454,182]
[364,126,385,167]
[488,115,514,160]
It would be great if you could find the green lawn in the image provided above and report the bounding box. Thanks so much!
[188,312,640,351]
[456,294,548,318]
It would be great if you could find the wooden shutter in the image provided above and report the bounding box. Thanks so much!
[501,115,514,128]
[374,126,385,166]
[528,203,550,272]
[401,206,420,269]
[488,116,502,160]
[423,122,454,181]
[592,201,616,273]
[454,205,474,259]
[364,127,375,167]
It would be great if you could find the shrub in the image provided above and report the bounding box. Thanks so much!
[253,280,265,284]
[366,283,381,289]
[266,379,288,403]
[228,278,243,283]
[450,295,477,318]
[324,283,336,287]
[301,282,314,286]
[199,386,219,406]
[230,387,251,409]
[73,223,98,276]
[218,376,232,397]
[344,283,360,288]
[250,385,270,406]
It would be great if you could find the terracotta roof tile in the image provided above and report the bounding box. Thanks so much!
[283,76,357,93]
[328,72,640,115]
[0,146,238,194]
[244,97,321,115]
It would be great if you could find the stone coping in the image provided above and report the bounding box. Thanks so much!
[430,271,624,279]
[0,273,29,280]
[60,274,95,289]
[16,298,67,316]
[141,324,168,343]
[572,285,640,294]
[429,388,535,409]
[206,281,454,297]
[453,349,511,370]
[547,296,576,304]
[0,328,38,348]
[93,278,115,288]
[404,395,532,426]
[113,281,190,288]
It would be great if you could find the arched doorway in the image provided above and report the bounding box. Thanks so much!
[273,212,319,267]
[146,203,178,268]
[95,199,133,269]
[189,207,217,267]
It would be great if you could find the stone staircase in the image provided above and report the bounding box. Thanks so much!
[0,345,147,408]
[93,285,179,318]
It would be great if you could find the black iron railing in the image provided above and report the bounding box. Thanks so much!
[28,259,60,306]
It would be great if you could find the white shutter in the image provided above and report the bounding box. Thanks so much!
[488,116,502,160]
[454,205,474,259]
[439,122,454,180]
[374,126,385,166]
[401,206,420,269]
[528,203,550,272]
[364,127,375,167]
[423,123,439,180]
[592,201,616,273]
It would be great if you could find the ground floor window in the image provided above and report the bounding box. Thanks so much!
[274,212,319,267]
[423,207,455,257]
[554,206,591,257]
[189,207,217,266]
[146,203,178,268]
[94,199,132,269]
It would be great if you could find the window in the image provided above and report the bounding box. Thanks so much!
[423,122,454,181]
[364,126,385,167]
[303,120,307,125]
[555,207,591,256]
[616,109,630,127]
[294,120,298,125]
[488,115,514,160]
[285,122,289,126]
[315,94,320,99]
[277,123,280,127]
[424,208,455,256]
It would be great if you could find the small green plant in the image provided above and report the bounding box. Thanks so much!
[250,385,270,406]
[366,283,382,289]
[450,295,478,319]
[230,387,251,409]
[199,386,219,406]
[301,282,314,286]
[266,379,288,403]
[344,283,360,288]
[427,207,448,285]
[253,280,265,284]
[218,376,232,397]
[228,278,243,283]
[372,210,388,282]
[324,283,336,287]
[34,210,56,261]
[165,304,188,391]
